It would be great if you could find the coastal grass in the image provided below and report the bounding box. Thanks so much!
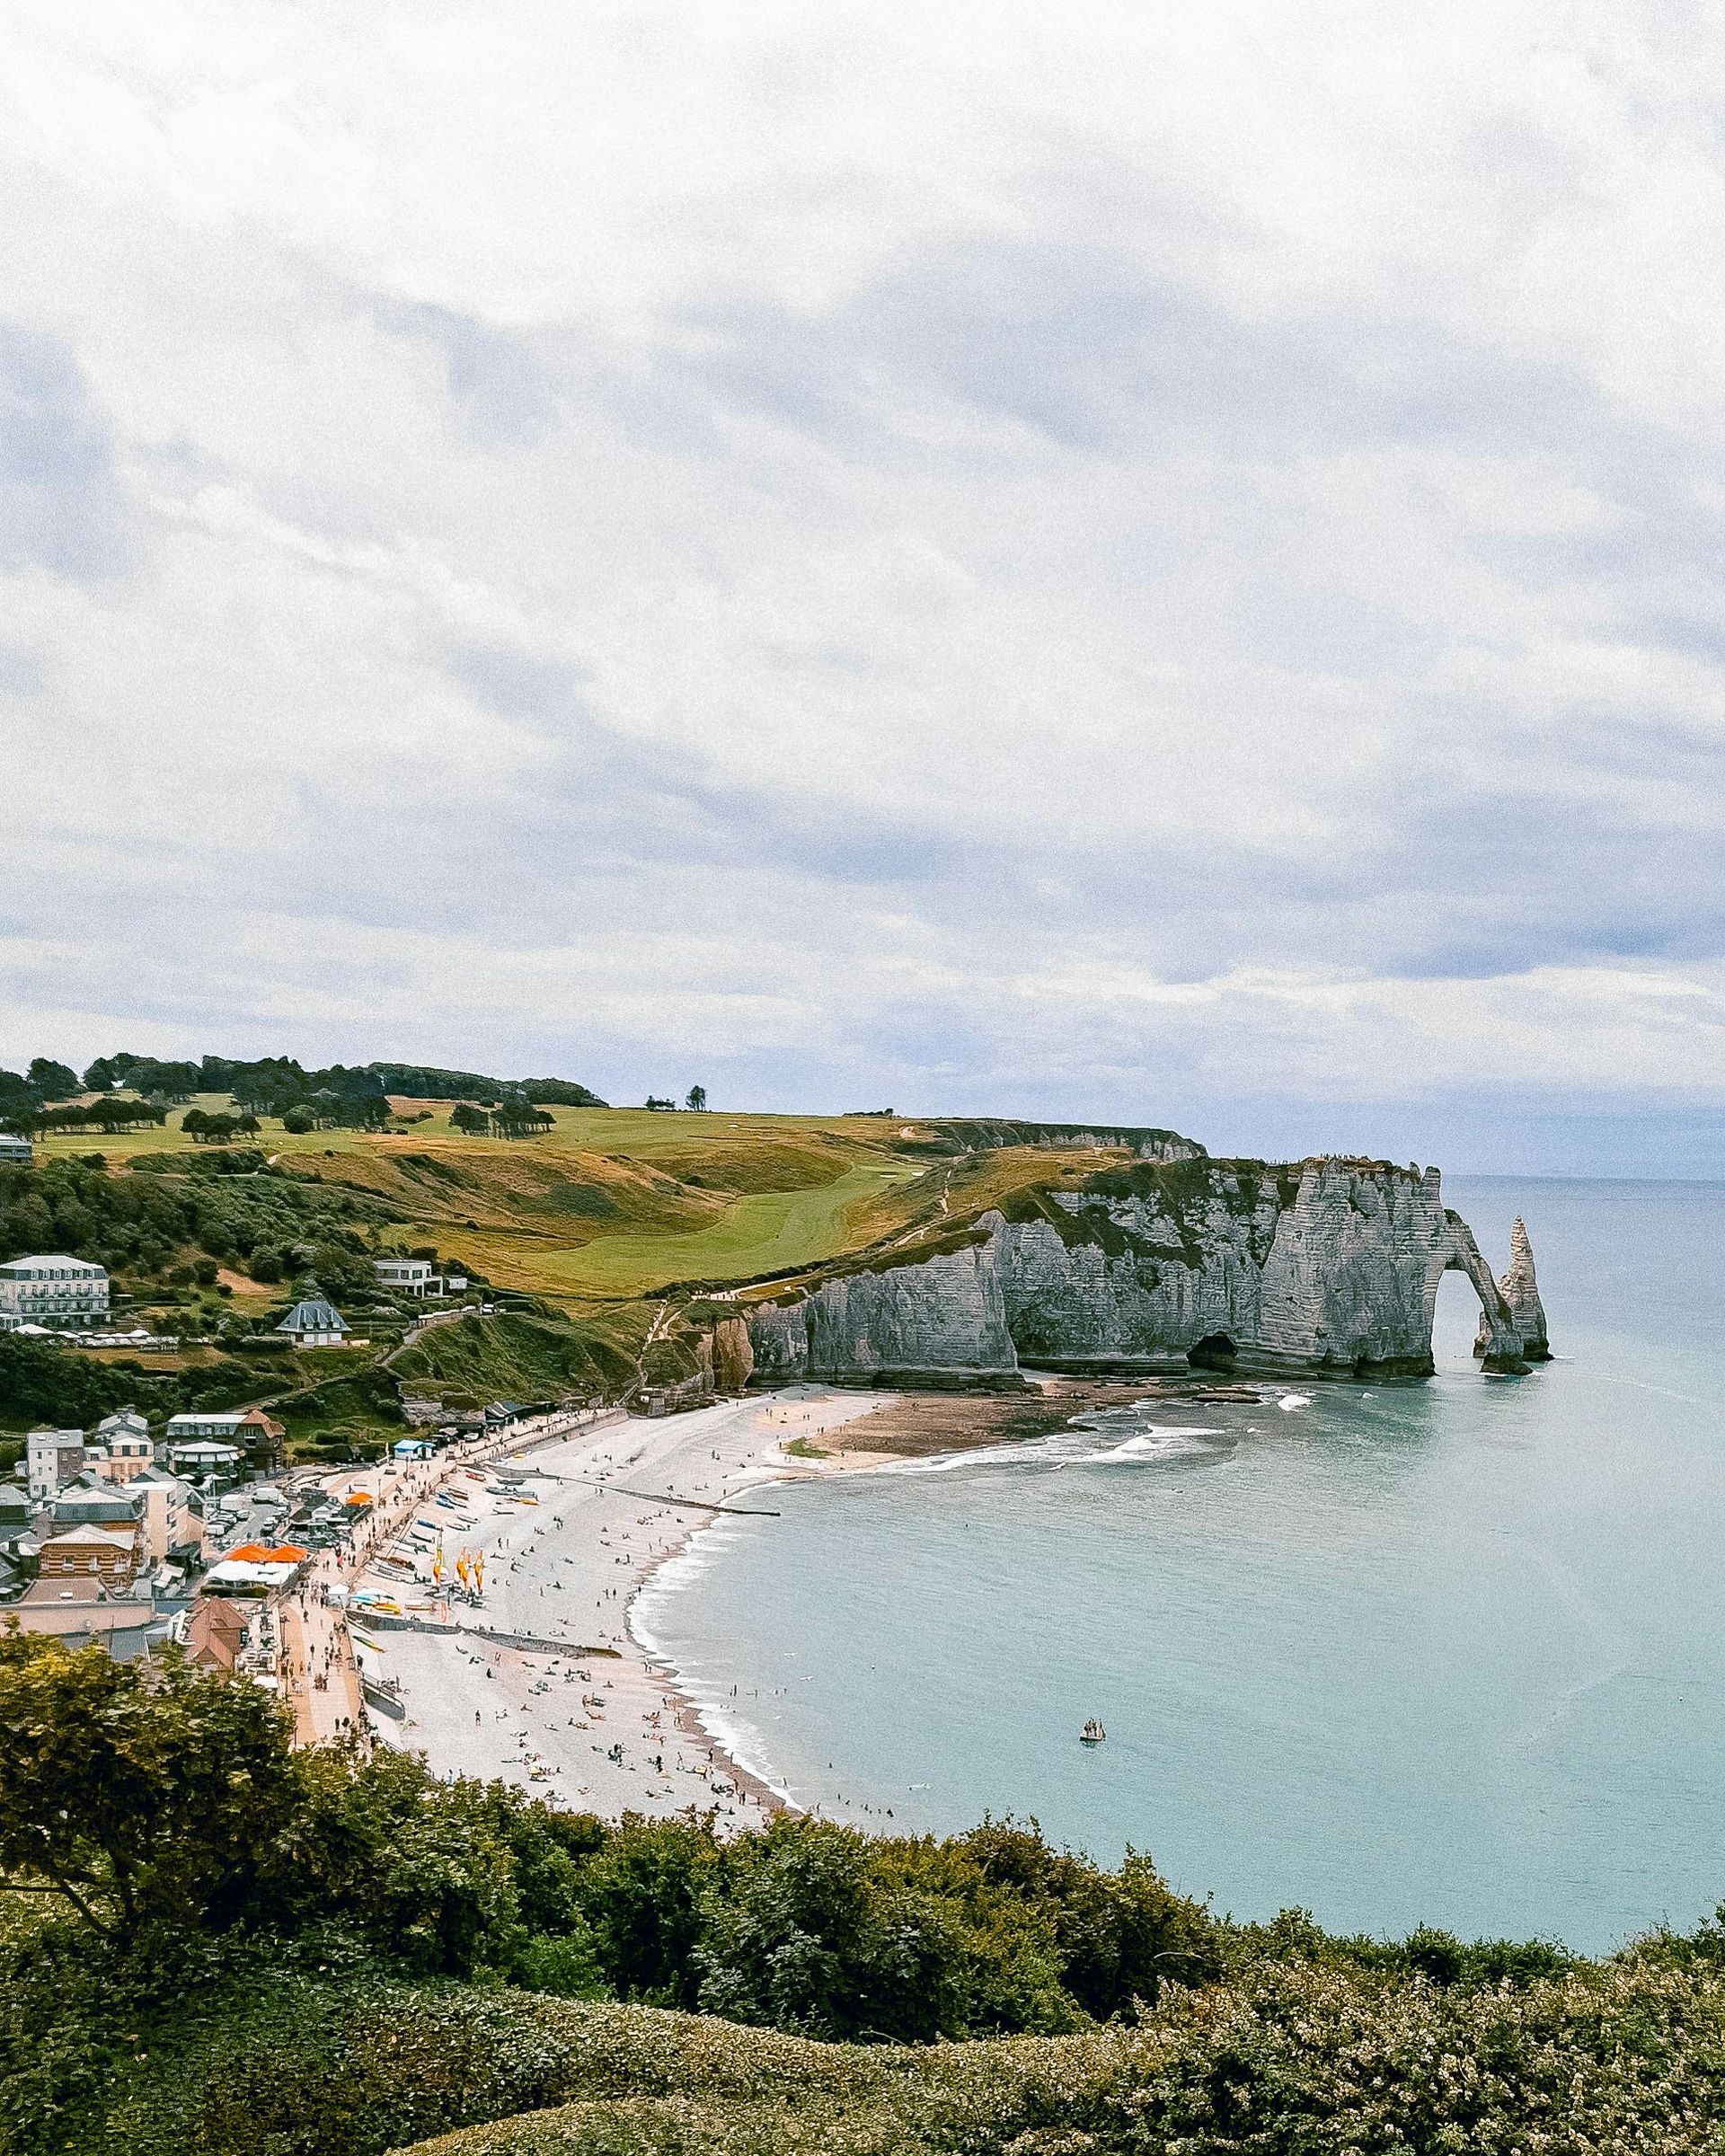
[42,1946,1725,2156]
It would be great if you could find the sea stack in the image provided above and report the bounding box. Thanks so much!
[1497,1217,1552,1362]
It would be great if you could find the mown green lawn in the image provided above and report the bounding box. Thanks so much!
[517,1160,920,1294]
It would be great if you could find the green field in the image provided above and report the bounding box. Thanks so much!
[502,1158,922,1294]
[30,1100,934,1303]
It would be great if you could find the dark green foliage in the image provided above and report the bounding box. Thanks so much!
[23,1060,78,1102]
[60,1052,606,1119]
[181,1109,261,1144]
[691,1818,1077,2041]
[0,1334,260,1428]
[4,1644,1725,2156]
[574,1816,723,2006]
[0,1157,386,1282]
[0,1636,303,1941]
[954,1820,1218,2017]
[2,1098,167,1138]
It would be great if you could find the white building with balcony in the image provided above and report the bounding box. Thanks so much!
[374,1256,438,1295]
[0,1255,110,1332]
[0,1133,31,1164]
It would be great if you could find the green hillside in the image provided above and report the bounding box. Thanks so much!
[0,1089,1209,1446]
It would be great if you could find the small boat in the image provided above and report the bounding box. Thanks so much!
[1080,1719,1106,1745]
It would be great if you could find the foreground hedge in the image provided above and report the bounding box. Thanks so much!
[41,1942,1725,2156]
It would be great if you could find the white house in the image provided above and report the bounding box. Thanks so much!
[374,1256,438,1296]
[0,1255,110,1332]
[0,1133,31,1164]
[165,1409,252,1444]
[26,1427,86,1501]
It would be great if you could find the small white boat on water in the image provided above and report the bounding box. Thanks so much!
[1080,1719,1106,1745]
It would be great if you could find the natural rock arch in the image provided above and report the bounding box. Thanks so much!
[1429,1212,1547,1374]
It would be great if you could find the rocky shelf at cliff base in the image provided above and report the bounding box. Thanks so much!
[740,1154,1552,1385]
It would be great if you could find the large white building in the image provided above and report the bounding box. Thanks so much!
[0,1255,110,1332]
[0,1133,31,1164]
[374,1256,438,1295]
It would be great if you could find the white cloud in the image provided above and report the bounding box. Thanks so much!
[4,2,1725,1167]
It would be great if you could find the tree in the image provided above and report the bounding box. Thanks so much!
[25,1059,79,1102]
[0,1635,303,1942]
[280,1107,314,1135]
[686,1086,708,1111]
[451,1102,492,1136]
[81,1057,120,1092]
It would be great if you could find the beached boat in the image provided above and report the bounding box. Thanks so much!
[1080,1719,1106,1745]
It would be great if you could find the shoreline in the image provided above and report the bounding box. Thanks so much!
[360,1373,1287,1822]
[358,1385,902,1823]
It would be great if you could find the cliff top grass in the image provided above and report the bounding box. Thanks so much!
[30,1100,946,1305]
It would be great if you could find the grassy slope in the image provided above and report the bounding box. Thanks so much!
[516,1160,921,1295]
[58,1954,1725,2156]
[42,1102,933,1307]
[16,1109,1183,1443]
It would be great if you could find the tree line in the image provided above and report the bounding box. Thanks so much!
[0,1631,1216,2043]
[0,1099,168,1139]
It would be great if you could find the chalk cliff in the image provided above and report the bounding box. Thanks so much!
[1476,1216,1551,1363]
[747,1155,1546,1384]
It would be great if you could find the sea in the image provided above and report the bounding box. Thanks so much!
[635,1178,1725,1953]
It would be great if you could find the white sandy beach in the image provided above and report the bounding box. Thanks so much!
[358,1386,894,1823]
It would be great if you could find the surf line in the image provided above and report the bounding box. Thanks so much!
[542,1471,780,1518]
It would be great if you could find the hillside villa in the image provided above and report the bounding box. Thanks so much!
[276,1284,350,1348]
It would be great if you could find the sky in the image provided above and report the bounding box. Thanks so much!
[4,3,1725,1175]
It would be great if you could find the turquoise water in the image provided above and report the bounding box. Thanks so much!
[639,1179,1725,1951]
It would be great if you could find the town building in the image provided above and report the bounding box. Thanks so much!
[201,1543,307,1595]
[374,1256,438,1295]
[0,1132,31,1164]
[276,1284,350,1348]
[128,1463,205,1566]
[26,1427,86,1500]
[88,1408,154,1482]
[162,1438,243,1484]
[0,1255,110,1332]
[0,1480,35,1587]
[39,1475,144,1591]
[38,1520,138,1591]
[185,1593,252,1670]
[6,1579,162,1658]
[163,1407,285,1468]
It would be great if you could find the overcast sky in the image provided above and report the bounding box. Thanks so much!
[4,4,1725,1173]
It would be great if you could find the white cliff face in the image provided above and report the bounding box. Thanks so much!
[746,1156,1549,1383]
[1254,1162,1451,1369]
[1477,1215,1551,1364]
[992,1176,1284,1359]
[748,1237,1015,1383]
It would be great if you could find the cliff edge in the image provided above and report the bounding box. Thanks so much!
[747,1154,1547,1384]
